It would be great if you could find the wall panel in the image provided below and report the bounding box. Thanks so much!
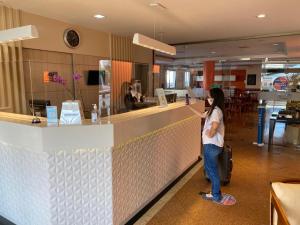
[0,6,26,113]
[22,49,105,117]
[111,61,132,114]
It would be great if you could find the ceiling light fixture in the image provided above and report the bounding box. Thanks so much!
[273,43,279,46]
[0,25,39,43]
[241,57,251,61]
[256,14,266,19]
[94,14,105,19]
[210,51,216,54]
[133,33,176,55]
[149,2,167,9]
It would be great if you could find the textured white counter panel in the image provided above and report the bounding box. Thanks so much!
[110,101,203,146]
[0,101,204,225]
[0,115,114,225]
[112,114,201,225]
[0,112,114,152]
[110,101,204,224]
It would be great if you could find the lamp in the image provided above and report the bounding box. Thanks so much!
[0,25,39,43]
[133,33,176,56]
[153,64,160,73]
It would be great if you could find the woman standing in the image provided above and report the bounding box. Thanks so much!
[200,88,225,203]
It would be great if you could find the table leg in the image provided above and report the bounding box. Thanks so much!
[268,119,276,151]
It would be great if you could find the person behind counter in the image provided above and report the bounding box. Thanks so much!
[124,86,137,111]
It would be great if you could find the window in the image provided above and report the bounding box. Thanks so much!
[166,70,176,89]
[184,71,191,88]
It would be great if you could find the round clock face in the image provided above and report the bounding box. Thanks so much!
[64,29,80,48]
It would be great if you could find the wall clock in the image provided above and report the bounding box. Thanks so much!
[63,28,80,48]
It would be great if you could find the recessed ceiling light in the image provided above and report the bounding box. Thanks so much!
[210,51,216,54]
[256,14,266,19]
[94,14,105,19]
[150,2,159,6]
[241,57,251,61]
[273,43,279,46]
[149,2,167,9]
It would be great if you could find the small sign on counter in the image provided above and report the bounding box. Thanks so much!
[46,106,58,126]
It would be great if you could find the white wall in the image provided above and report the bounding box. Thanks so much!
[21,11,110,57]
[20,10,155,99]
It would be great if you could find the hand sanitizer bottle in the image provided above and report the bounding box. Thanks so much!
[91,104,98,123]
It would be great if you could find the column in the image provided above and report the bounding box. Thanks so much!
[203,61,215,90]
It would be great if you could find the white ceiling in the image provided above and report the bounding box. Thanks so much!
[4,0,300,63]
[4,0,300,44]
[155,35,300,66]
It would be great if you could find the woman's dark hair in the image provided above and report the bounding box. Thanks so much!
[208,88,225,120]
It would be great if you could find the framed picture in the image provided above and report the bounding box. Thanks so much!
[247,74,256,85]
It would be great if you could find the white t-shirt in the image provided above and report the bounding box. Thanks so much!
[202,106,225,147]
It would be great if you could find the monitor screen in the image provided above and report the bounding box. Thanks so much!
[247,74,256,85]
[87,70,105,85]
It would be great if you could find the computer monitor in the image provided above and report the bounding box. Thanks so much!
[29,99,51,117]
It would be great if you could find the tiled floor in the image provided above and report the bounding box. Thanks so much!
[135,111,300,225]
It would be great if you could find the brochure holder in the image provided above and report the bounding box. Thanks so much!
[59,100,84,125]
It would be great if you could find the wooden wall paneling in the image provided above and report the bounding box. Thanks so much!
[123,37,127,61]
[10,45,21,113]
[111,61,132,114]
[0,6,26,113]
[0,47,7,108]
[9,8,23,113]
[111,61,115,113]
[118,61,121,111]
[112,36,116,60]
[111,61,116,113]
[22,49,106,116]
[109,35,134,113]
[111,34,133,62]
[118,60,122,111]
[2,45,13,110]
[7,9,19,112]
[118,36,121,60]
[0,7,10,110]
[4,8,14,111]
[17,44,27,113]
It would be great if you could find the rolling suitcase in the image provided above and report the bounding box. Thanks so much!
[203,145,233,186]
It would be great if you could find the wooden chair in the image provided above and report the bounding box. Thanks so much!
[224,98,232,121]
[229,97,242,118]
[270,179,300,225]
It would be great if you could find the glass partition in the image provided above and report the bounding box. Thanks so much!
[260,61,300,109]
[261,63,300,92]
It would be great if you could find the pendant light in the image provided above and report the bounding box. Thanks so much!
[0,25,39,43]
[133,33,176,56]
[132,2,176,56]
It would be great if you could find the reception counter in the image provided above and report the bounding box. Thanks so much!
[0,100,204,225]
